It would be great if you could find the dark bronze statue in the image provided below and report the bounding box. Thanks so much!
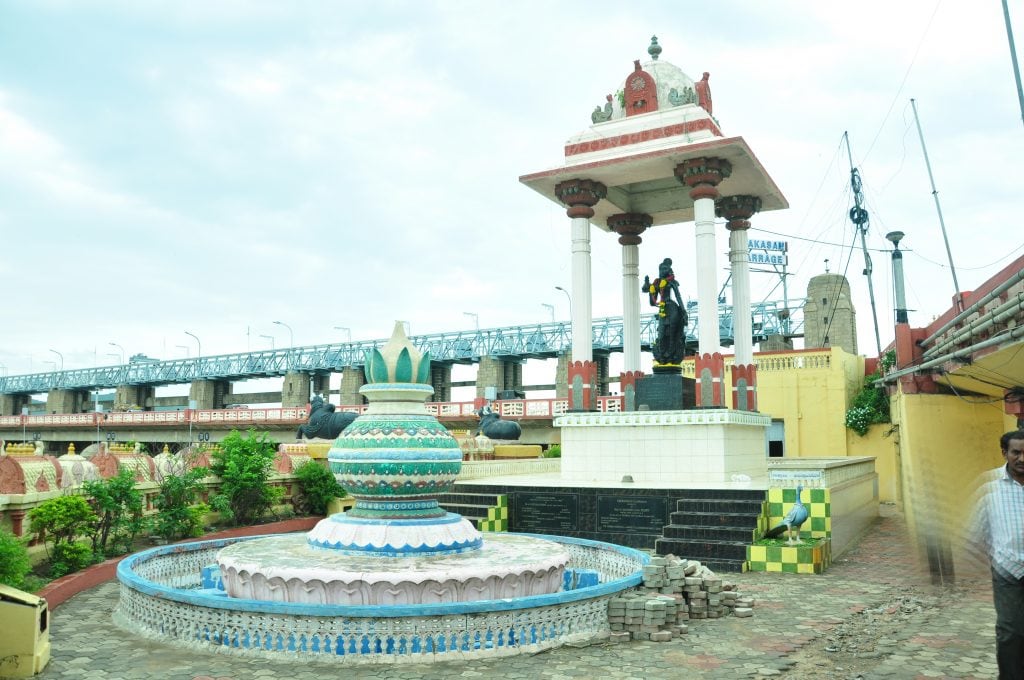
[296,395,357,440]
[474,405,522,440]
[643,257,688,367]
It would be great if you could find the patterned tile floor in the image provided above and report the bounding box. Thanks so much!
[38,506,998,679]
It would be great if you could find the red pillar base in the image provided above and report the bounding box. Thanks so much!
[568,360,598,411]
[695,353,726,408]
[732,363,758,411]
[619,370,645,411]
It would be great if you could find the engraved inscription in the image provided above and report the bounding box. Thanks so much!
[597,496,668,534]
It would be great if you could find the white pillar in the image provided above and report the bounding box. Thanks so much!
[694,195,720,355]
[621,242,641,371]
[730,227,753,365]
[570,215,593,363]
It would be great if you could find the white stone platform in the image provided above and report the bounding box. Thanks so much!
[556,409,771,484]
[217,532,569,606]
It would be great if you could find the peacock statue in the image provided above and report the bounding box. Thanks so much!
[764,484,810,545]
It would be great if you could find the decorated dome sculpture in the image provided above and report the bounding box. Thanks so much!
[57,442,101,488]
[590,35,712,124]
[217,321,570,605]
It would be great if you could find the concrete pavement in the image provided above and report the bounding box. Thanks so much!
[37,506,998,679]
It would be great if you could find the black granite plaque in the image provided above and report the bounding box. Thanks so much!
[515,492,579,533]
[597,496,669,534]
[635,373,696,411]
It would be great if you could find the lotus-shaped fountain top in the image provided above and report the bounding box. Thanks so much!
[364,321,432,385]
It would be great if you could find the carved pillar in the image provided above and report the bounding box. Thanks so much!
[554,179,606,410]
[430,363,452,402]
[340,367,366,406]
[9,509,26,537]
[676,158,731,407]
[608,212,651,373]
[676,157,731,355]
[717,195,762,410]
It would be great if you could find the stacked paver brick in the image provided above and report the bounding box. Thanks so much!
[607,555,755,642]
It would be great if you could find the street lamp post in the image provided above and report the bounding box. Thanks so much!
[334,326,352,342]
[108,342,125,364]
[174,346,190,358]
[555,286,572,316]
[273,321,294,347]
[48,349,64,372]
[541,303,555,322]
[184,331,201,358]
[463,312,479,330]
[260,334,276,350]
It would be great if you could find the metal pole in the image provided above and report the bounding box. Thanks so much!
[910,99,963,311]
[844,132,884,357]
[1003,0,1024,127]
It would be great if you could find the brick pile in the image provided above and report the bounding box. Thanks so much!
[606,555,755,643]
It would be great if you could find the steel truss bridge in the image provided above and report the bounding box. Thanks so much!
[2,300,803,395]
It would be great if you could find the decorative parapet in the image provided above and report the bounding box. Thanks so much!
[555,409,771,428]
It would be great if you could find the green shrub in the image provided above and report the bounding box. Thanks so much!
[542,444,562,458]
[844,351,895,437]
[152,467,209,540]
[209,430,283,526]
[0,528,31,588]
[82,468,145,557]
[293,460,346,516]
[50,542,93,578]
[28,495,97,547]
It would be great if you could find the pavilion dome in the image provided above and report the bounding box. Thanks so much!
[599,36,700,121]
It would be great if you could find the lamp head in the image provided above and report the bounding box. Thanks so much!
[885,231,905,248]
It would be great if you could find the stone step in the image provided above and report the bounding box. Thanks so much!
[696,558,749,573]
[669,511,761,528]
[654,537,749,562]
[661,525,758,543]
[677,489,767,502]
[436,492,504,507]
[436,502,490,520]
[673,498,765,514]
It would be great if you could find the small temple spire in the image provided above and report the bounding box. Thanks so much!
[648,35,662,60]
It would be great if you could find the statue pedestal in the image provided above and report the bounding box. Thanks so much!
[555,409,770,484]
[635,374,695,411]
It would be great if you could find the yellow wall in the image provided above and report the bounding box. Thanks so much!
[755,347,863,458]
[893,391,1006,577]
[846,422,900,503]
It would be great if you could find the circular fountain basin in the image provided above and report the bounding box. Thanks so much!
[115,533,648,663]
[217,532,569,605]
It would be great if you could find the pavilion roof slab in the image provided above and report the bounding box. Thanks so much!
[519,136,788,232]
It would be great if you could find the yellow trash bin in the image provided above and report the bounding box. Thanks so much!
[0,584,51,678]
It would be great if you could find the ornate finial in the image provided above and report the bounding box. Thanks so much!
[68,442,76,455]
[824,258,831,274]
[163,443,170,454]
[363,321,432,385]
[648,35,662,60]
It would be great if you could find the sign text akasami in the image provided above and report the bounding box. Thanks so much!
[747,239,788,252]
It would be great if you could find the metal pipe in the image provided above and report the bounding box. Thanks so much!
[922,291,1024,359]
[918,268,1024,348]
[880,323,1024,384]
[1003,0,1024,127]
[911,99,962,310]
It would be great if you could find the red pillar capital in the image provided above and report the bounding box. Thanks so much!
[675,157,732,202]
[554,179,607,219]
[716,195,762,230]
[607,212,652,245]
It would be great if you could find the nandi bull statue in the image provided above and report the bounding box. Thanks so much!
[473,404,522,441]
[296,395,357,440]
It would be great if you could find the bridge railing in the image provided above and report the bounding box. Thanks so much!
[0,397,629,431]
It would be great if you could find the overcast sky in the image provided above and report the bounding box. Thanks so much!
[2,0,1022,384]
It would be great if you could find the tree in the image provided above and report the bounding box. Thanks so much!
[82,467,145,557]
[209,430,283,526]
[152,467,209,540]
